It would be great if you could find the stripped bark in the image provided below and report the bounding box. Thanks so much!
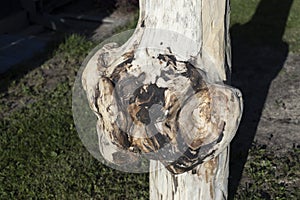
[82,0,243,199]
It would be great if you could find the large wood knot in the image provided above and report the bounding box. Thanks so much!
[82,46,243,174]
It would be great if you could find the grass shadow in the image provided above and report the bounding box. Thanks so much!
[229,0,294,198]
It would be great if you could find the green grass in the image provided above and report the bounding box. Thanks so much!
[0,34,148,199]
[230,0,300,53]
[1,1,300,199]
[234,144,300,199]
[284,0,300,53]
[0,82,148,199]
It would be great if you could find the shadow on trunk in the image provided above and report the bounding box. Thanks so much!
[229,0,293,198]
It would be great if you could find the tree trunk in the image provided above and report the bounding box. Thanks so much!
[141,1,234,199]
[150,149,229,200]
[82,0,243,199]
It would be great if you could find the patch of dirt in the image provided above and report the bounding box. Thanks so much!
[229,40,300,198]
[256,53,300,149]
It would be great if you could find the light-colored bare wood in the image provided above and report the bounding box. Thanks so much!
[82,0,243,199]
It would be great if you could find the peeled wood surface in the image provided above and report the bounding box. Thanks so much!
[82,0,243,199]
[150,149,229,200]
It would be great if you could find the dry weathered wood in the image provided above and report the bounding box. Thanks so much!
[82,0,243,199]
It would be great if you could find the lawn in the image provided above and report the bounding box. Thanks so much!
[231,0,300,53]
[0,0,299,199]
